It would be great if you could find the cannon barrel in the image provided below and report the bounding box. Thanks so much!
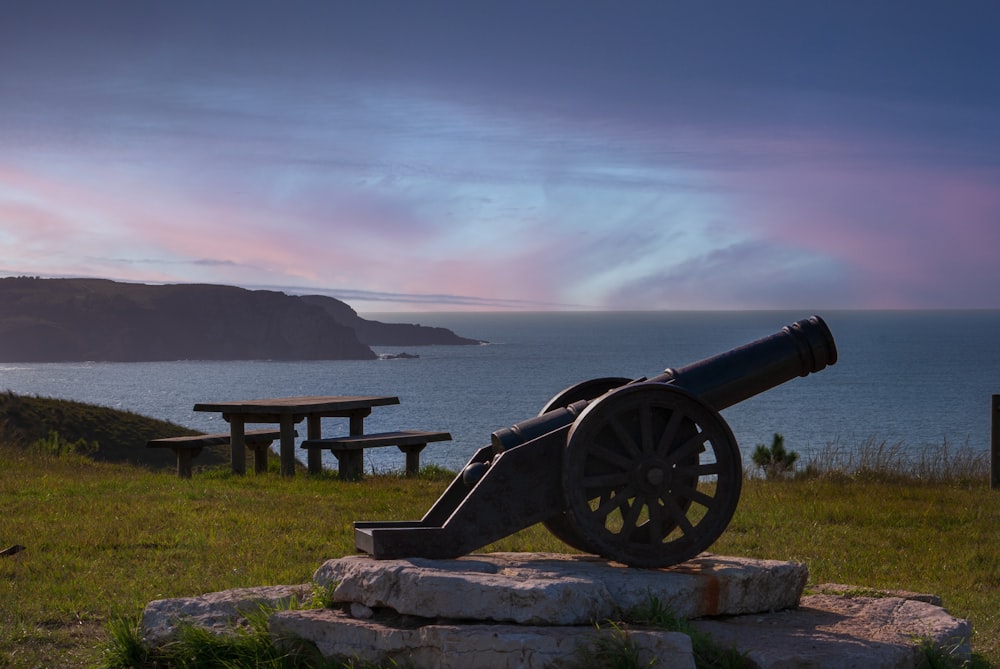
[652,314,837,410]
[491,315,837,451]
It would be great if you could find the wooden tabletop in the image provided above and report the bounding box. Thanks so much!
[193,395,400,415]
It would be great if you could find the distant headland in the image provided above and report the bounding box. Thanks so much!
[0,277,483,362]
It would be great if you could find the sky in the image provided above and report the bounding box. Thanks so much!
[2,1,999,311]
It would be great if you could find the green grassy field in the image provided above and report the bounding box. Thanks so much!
[3,448,999,668]
[1,395,998,667]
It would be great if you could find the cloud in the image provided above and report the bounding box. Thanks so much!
[2,2,999,309]
[718,154,1000,309]
[598,239,855,311]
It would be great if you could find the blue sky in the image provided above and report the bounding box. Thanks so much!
[2,1,999,310]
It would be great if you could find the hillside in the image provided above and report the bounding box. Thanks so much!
[0,277,480,362]
[0,391,223,470]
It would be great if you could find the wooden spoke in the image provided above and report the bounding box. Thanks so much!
[583,471,632,489]
[608,415,642,459]
[655,408,684,457]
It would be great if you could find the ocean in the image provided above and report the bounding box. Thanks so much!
[1,310,998,474]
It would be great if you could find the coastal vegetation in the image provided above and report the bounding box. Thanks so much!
[1,395,998,667]
[0,392,219,469]
[751,433,799,479]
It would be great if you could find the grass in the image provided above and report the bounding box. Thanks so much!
[576,621,653,669]
[800,436,989,487]
[0,445,454,668]
[1,395,999,667]
[617,594,751,668]
[4,446,998,668]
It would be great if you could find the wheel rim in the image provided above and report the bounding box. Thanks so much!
[538,377,633,416]
[562,383,742,568]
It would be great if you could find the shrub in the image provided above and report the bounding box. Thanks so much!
[751,433,798,480]
[30,430,98,457]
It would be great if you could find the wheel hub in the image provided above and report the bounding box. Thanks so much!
[635,458,669,492]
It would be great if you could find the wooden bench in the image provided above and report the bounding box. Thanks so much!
[301,430,451,479]
[147,429,285,478]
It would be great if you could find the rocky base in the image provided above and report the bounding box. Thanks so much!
[271,608,695,668]
[141,553,971,668]
[694,590,971,669]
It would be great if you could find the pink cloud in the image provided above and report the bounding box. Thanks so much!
[721,151,1000,308]
[1,162,481,305]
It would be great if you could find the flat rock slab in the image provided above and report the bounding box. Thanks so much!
[269,607,696,669]
[692,592,972,669]
[141,584,314,647]
[314,551,808,625]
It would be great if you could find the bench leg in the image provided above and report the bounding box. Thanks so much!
[279,416,297,477]
[306,416,323,475]
[251,442,271,474]
[230,417,247,476]
[172,447,201,479]
[333,451,364,480]
[398,444,427,476]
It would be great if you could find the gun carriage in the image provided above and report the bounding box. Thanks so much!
[355,316,838,568]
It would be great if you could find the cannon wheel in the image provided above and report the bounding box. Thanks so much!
[561,383,742,568]
[538,376,633,554]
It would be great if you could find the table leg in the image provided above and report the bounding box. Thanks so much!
[349,408,371,435]
[306,416,322,474]
[280,415,297,477]
[230,416,246,476]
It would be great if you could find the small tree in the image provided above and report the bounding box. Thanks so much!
[752,433,798,479]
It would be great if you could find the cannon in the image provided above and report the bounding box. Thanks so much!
[355,315,838,568]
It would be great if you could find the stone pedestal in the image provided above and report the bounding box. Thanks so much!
[140,552,972,668]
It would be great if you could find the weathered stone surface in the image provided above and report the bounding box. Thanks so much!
[141,583,313,647]
[139,557,972,668]
[269,607,696,669]
[313,552,808,625]
[350,602,375,619]
[812,582,943,606]
[692,592,972,669]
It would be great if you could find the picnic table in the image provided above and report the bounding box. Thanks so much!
[193,395,400,476]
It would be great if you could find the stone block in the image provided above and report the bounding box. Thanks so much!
[313,551,807,625]
[141,583,313,647]
[692,592,972,669]
[269,607,696,669]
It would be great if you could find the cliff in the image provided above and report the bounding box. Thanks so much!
[0,277,480,362]
[298,294,481,346]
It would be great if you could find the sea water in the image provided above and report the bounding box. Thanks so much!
[1,310,998,474]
